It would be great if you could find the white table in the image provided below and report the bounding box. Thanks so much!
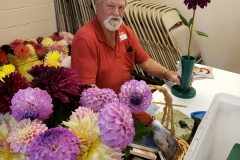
[152,64,240,117]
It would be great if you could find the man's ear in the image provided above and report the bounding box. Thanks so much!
[95,0,98,9]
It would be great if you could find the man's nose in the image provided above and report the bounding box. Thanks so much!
[112,7,120,16]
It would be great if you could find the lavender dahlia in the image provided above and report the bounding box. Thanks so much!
[29,127,80,160]
[97,102,135,149]
[10,87,53,121]
[119,80,152,113]
[80,87,119,112]
[184,0,211,10]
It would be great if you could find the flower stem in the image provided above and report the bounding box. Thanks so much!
[188,10,196,60]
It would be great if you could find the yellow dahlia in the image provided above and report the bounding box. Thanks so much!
[41,38,54,50]
[0,116,29,160]
[63,107,123,160]
[44,50,63,62]
[0,71,6,81]
[26,44,36,55]
[2,64,15,75]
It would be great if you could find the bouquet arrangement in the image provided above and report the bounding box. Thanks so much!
[0,64,155,160]
[0,31,74,60]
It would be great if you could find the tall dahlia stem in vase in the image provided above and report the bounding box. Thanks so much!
[188,10,196,60]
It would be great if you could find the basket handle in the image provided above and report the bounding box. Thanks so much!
[148,85,175,136]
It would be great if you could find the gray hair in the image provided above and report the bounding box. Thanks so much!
[97,0,128,5]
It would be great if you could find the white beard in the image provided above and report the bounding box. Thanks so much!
[104,15,123,31]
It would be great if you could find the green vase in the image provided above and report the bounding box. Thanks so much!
[171,55,196,99]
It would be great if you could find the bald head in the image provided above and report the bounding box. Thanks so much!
[96,0,127,5]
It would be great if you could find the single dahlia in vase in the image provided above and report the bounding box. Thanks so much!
[10,87,53,121]
[80,87,119,112]
[97,102,135,149]
[29,127,80,160]
[7,118,48,155]
[119,80,152,113]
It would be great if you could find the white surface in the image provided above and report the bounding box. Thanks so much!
[184,93,240,160]
[152,64,240,117]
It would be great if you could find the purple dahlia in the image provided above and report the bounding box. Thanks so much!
[97,102,135,149]
[0,71,30,114]
[10,87,53,121]
[184,0,211,10]
[119,80,152,113]
[29,127,80,160]
[80,87,119,112]
[28,65,81,103]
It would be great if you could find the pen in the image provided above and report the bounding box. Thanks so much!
[152,101,187,108]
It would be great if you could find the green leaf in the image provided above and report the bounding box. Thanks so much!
[122,145,131,158]
[133,121,156,142]
[179,13,188,27]
[188,18,193,28]
[195,30,208,37]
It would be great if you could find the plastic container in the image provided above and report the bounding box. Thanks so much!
[7,54,38,81]
[184,93,240,160]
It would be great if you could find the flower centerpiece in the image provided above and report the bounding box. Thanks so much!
[171,0,211,99]
[0,64,156,159]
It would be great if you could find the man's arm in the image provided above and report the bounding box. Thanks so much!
[138,58,181,85]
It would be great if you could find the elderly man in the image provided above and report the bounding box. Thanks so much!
[71,0,181,94]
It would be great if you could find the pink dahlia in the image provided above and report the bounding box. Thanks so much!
[10,87,53,121]
[69,106,96,122]
[60,32,74,45]
[0,71,30,114]
[29,127,80,160]
[184,0,211,10]
[119,80,152,113]
[53,39,68,51]
[7,119,48,155]
[97,102,135,149]
[80,87,119,112]
[58,55,68,62]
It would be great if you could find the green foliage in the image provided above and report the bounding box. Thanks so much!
[195,30,208,37]
[179,13,188,27]
[133,121,156,142]
[122,145,131,158]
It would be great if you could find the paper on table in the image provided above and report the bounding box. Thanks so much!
[145,103,160,116]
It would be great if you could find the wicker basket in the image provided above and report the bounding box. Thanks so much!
[148,85,189,160]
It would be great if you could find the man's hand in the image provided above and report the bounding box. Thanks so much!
[166,71,193,87]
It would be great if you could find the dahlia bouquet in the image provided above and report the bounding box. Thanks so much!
[179,0,210,60]
[0,66,155,159]
[0,31,74,61]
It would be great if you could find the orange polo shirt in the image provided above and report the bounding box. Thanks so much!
[71,16,150,94]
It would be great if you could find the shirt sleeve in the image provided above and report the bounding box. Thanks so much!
[71,38,98,84]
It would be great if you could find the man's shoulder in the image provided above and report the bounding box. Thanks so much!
[119,23,134,33]
[75,19,96,40]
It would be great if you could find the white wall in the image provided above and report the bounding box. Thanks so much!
[148,0,240,74]
[0,0,57,46]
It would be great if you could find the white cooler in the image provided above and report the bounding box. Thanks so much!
[184,93,240,160]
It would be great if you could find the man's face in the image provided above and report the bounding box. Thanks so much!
[96,0,126,31]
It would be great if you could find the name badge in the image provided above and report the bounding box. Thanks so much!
[119,31,127,41]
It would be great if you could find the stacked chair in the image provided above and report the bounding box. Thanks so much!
[54,0,204,85]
